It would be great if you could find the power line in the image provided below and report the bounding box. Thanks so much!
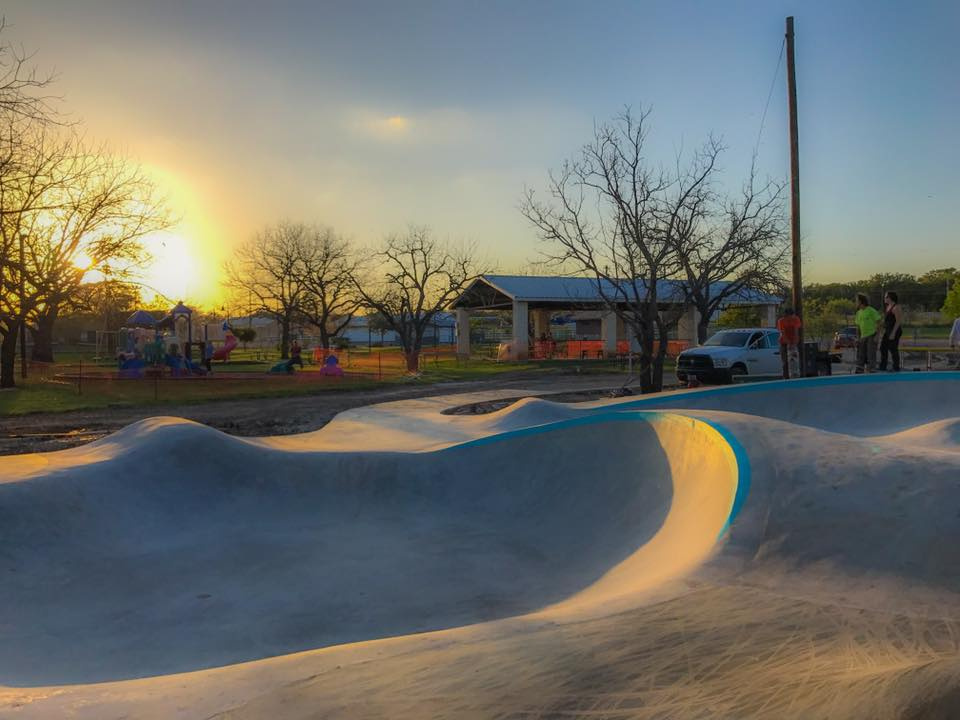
[754,37,786,158]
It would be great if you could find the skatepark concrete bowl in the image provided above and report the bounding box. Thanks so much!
[0,413,742,686]
[2,372,960,720]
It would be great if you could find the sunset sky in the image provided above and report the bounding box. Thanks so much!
[5,0,958,308]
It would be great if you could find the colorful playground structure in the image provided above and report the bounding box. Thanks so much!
[115,303,240,378]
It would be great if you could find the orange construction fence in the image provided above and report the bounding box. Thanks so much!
[531,339,690,360]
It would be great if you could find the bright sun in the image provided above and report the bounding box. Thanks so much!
[139,231,200,303]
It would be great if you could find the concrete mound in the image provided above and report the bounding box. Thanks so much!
[0,413,739,685]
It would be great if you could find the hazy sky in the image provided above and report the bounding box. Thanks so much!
[4,0,958,306]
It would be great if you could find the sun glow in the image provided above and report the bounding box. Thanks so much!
[135,164,227,309]
[139,231,201,304]
[72,251,93,272]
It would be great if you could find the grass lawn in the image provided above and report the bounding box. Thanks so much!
[1,347,671,417]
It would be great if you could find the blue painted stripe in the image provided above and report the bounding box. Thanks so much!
[443,410,751,541]
[598,370,960,410]
[696,417,752,538]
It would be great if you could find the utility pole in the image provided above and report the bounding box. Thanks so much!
[786,16,804,375]
[19,232,27,379]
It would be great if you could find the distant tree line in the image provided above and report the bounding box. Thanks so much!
[804,268,959,315]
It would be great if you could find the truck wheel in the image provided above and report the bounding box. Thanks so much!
[729,363,747,383]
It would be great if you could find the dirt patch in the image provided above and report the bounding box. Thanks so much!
[1,375,636,456]
[442,386,645,416]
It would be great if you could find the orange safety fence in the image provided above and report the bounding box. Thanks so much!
[530,339,690,360]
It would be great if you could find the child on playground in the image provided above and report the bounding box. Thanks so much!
[204,340,214,373]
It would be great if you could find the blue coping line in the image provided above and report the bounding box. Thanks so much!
[597,369,960,410]
[696,417,752,538]
[446,410,751,540]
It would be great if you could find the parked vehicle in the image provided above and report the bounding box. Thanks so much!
[676,328,782,384]
[833,326,858,349]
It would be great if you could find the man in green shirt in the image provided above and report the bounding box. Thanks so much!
[854,293,882,373]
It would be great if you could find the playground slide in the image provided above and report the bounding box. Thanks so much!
[212,333,238,361]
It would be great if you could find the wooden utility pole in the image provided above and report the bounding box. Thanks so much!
[785,16,804,375]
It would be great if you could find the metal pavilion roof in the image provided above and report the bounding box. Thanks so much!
[452,274,781,308]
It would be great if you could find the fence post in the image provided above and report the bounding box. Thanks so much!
[154,367,159,400]
[78,359,82,395]
[378,352,382,380]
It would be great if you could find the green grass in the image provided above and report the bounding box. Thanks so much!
[0,373,389,415]
[2,350,668,417]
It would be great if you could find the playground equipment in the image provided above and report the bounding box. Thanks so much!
[110,302,210,377]
[212,331,238,361]
[269,359,295,374]
[319,354,344,376]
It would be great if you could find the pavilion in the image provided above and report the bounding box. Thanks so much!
[451,275,782,360]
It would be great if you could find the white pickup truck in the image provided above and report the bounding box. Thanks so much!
[676,328,782,384]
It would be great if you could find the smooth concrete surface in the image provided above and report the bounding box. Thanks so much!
[2,373,959,719]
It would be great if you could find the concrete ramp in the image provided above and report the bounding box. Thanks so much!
[0,412,741,686]
[4,374,960,720]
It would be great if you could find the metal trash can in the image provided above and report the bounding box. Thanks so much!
[803,342,831,377]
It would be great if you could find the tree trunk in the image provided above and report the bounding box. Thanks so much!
[280,319,291,359]
[405,349,420,373]
[636,326,655,394]
[0,323,20,389]
[652,336,669,393]
[319,325,330,351]
[697,313,711,345]
[30,306,58,363]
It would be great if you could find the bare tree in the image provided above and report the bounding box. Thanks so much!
[295,225,359,350]
[522,107,717,392]
[352,226,484,373]
[0,19,59,123]
[25,148,169,362]
[672,160,790,343]
[225,222,309,359]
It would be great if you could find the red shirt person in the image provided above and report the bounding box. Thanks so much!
[776,308,802,379]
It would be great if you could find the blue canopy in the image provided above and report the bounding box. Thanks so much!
[125,310,157,327]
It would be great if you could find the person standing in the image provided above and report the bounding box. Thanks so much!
[878,291,903,372]
[289,339,304,370]
[776,307,802,379]
[854,293,882,373]
[203,340,214,373]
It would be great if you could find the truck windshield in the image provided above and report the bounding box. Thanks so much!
[704,331,751,347]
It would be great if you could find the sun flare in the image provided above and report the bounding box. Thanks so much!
[139,231,200,304]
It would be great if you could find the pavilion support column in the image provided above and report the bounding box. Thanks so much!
[678,306,701,345]
[532,309,550,340]
[456,308,471,357]
[601,311,618,357]
[512,300,529,360]
[762,304,777,328]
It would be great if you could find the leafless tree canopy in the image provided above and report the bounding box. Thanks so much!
[674,158,789,343]
[225,222,309,359]
[522,107,788,392]
[295,226,360,349]
[225,222,360,357]
[351,226,485,372]
[0,19,60,124]
[0,25,166,385]
[0,127,167,382]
